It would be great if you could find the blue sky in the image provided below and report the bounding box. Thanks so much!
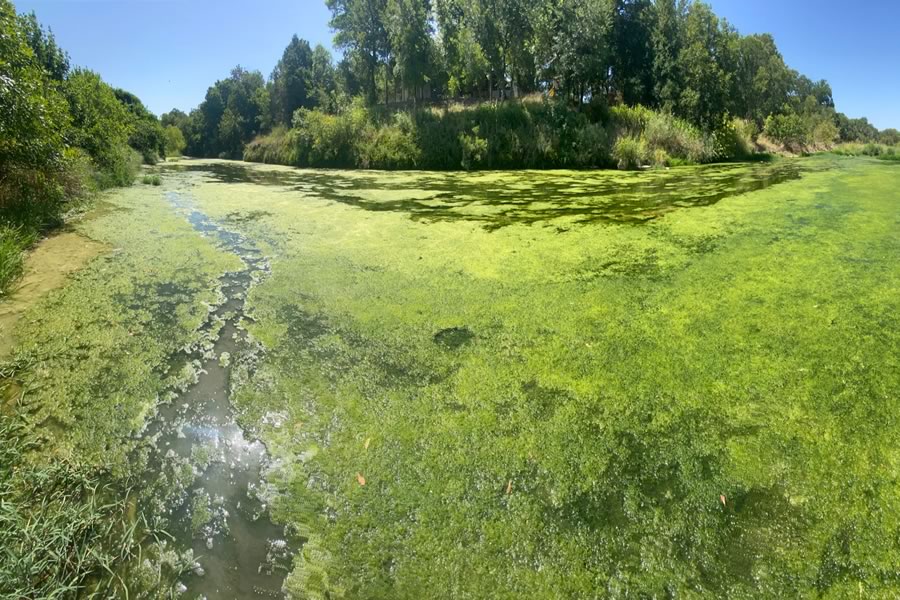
[14,0,900,129]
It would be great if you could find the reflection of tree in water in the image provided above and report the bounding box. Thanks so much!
[161,159,813,229]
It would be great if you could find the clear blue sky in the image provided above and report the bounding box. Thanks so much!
[13,0,900,130]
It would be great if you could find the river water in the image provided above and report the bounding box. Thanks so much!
[139,191,290,598]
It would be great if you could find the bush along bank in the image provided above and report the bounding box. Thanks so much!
[244,98,762,172]
[0,0,167,295]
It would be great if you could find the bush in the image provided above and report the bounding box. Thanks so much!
[764,113,807,151]
[164,125,186,157]
[713,118,756,159]
[609,104,654,137]
[643,112,712,163]
[460,129,489,170]
[63,69,134,174]
[573,123,609,168]
[649,148,671,168]
[356,121,421,169]
[141,174,161,186]
[613,135,646,170]
[862,143,884,157]
[244,127,298,164]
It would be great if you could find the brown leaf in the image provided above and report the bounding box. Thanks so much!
[719,494,727,507]
[364,437,371,450]
[356,473,366,486]
[506,479,513,495]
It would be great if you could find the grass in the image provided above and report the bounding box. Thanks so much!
[0,416,140,598]
[141,174,162,186]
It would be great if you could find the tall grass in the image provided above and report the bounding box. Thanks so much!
[245,100,760,172]
[0,416,141,598]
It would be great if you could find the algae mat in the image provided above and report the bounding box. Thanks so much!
[4,156,900,598]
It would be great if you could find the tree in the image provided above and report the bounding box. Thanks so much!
[16,10,68,81]
[164,125,186,156]
[676,2,730,130]
[0,0,68,174]
[651,0,685,111]
[385,0,434,101]
[327,0,390,103]
[270,35,315,126]
[611,0,654,105]
[62,69,133,172]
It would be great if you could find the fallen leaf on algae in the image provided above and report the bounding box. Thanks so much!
[364,437,371,450]
[506,480,513,495]
[720,494,727,507]
[357,473,366,486]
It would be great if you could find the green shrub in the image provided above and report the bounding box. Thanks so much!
[164,125,186,157]
[141,174,161,186]
[573,123,609,168]
[862,143,883,156]
[62,69,134,175]
[357,123,421,169]
[609,104,654,137]
[613,135,646,170]
[643,112,712,163]
[713,118,756,159]
[764,113,807,151]
[649,148,671,168]
[460,129,489,170]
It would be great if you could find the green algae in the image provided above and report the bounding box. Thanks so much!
[169,155,899,598]
[2,155,898,598]
[0,185,240,469]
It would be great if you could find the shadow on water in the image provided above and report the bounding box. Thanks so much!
[162,159,816,230]
[139,191,290,598]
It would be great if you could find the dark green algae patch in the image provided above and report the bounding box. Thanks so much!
[2,155,899,598]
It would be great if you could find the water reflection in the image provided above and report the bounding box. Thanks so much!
[161,158,815,229]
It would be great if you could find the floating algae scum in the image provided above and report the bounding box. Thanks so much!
[0,156,898,597]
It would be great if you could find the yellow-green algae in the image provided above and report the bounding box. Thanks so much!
[1,183,240,469]
[154,156,899,598]
[2,156,897,597]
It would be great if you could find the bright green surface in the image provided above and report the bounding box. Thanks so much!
[4,156,899,597]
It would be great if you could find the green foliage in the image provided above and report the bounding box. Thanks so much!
[141,174,162,186]
[612,135,646,170]
[16,10,68,81]
[0,416,140,598]
[164,124,186,156]
[459,129,488,170]
[62,69,136,180]
[357,114,422,169]
[764,112,808,152]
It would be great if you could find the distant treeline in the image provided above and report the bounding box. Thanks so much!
[165,0,896,169]
[0,0,177,292]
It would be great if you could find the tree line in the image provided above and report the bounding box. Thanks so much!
[166,0,895,163]
[1,0,178,292]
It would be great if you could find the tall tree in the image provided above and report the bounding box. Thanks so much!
[270,35,315,126]
[327,0,390,103]
[385,0,434,101]
[611,0,654,105]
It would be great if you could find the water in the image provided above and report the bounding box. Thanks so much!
[139,191,289,598]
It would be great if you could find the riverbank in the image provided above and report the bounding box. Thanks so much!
[243,99,761,171]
